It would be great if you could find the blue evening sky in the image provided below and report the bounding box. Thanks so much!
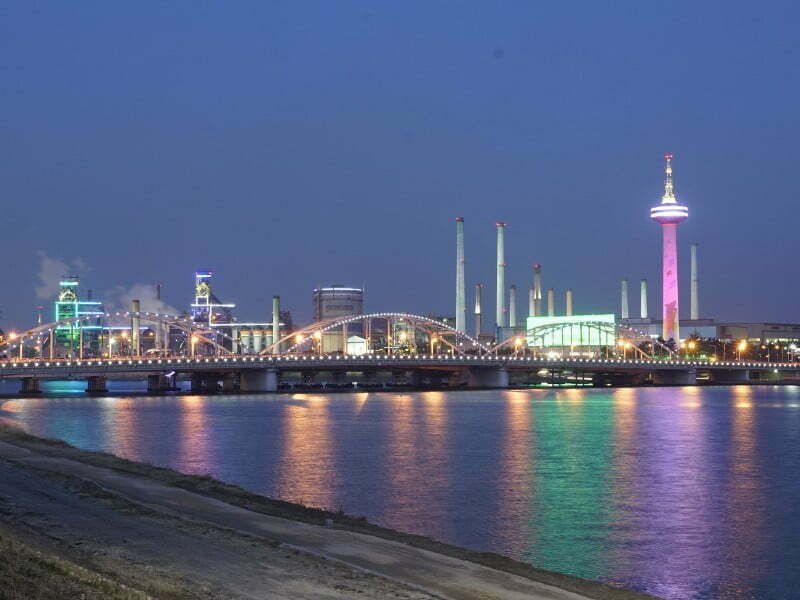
[1,2,798,327]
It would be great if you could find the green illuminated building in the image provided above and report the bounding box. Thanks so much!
[526,314,616,348]
[54,276,104,357]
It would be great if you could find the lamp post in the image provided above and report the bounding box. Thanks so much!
[737,340,747,361]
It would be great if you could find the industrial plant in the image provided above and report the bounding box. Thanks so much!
[1,153,799,393]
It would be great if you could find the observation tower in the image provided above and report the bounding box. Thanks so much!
[650,153,688,342]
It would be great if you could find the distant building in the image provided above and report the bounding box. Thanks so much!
[313,286,364,322]
[54,276,104,357]
[311,286,364,353]
[622,317,800,345]
[190,270,235,326]
[527,314,616,349]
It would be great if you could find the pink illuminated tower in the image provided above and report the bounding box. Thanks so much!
[651,153,688,342]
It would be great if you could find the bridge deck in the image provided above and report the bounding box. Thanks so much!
[0,354,793,379]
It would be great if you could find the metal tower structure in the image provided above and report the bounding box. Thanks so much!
[650,154,689,341]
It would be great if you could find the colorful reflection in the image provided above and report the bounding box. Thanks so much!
[525,388,615,580]
[174,395,212,475]
[275,394,336,509]
[3,386,800,599]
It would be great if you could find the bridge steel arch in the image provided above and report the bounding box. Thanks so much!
[0,311,233,359]
[262,312,490,356]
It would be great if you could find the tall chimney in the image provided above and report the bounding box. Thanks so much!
[496,222,506,330]
[565,289,573,316]
[533,263,543,316]
[272,296,281,354]
[640,279,648,319]
[474,283,483,338]
[156,283,162,301]
[87,289,93,301]
[509,285,517,327]
[621,279,629,319]
[547,288,555,317]
[455,217,466,333]
[131,299,141,357]
[690,243,699,320]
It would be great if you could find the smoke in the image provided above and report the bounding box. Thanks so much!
[35,252,89,300]
[106,283,180,316]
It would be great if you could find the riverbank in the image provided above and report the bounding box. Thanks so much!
[0,424,656,600]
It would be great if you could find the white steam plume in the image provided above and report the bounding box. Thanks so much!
[106,283,180,316]
[35,252,89,300]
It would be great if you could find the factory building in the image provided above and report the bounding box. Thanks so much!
[526,314,617,350]
[54,276,104,357]
[190,271,290,354]
[313,286,364,322]
[312,286,364,353]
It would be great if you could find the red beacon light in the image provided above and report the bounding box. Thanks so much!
[664,152,674,160]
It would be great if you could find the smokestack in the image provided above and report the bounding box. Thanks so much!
[690,243,699,320]
[156,283,162,301]
[496,222,506,329]
[455,217,466,333]
[547,288,555,317]
[640,279,648,319]
[621,279,629,319]
[87,289,93,301]
[509,285,517,327]
[474,283,483,338]
[272,296,281,354]
[565,289,573,316]
[36,306,43,325]
[533,264,543,316]
[131,299,141,357]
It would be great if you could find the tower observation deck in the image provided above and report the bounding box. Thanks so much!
[650,153,688,342]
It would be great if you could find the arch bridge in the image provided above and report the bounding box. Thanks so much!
[262,312,489,356]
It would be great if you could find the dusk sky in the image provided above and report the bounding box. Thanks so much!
[2,2,799,327]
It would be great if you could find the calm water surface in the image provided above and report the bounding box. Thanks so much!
[2,385,799,599]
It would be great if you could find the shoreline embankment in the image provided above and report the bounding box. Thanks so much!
[0,424,657,600]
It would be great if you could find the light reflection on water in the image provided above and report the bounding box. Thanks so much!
[2,385,799,600]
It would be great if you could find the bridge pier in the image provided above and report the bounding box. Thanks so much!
[20,378,41,395]
[468,367,509,389]
[147,374,173,393]
[708,369,750,384]
[239,369,278,393]
[190,374,221,393]
[651,369,696,386]
[86,376,108,394]
[222,374,238,393]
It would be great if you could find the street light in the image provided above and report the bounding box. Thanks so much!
[313,331,322,354]
[737,340,747,361]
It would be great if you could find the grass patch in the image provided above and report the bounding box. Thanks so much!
[0,531,147,600]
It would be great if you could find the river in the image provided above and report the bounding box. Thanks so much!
[2,385,798,599]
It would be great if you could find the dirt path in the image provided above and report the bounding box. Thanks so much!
[0,431,655,600]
